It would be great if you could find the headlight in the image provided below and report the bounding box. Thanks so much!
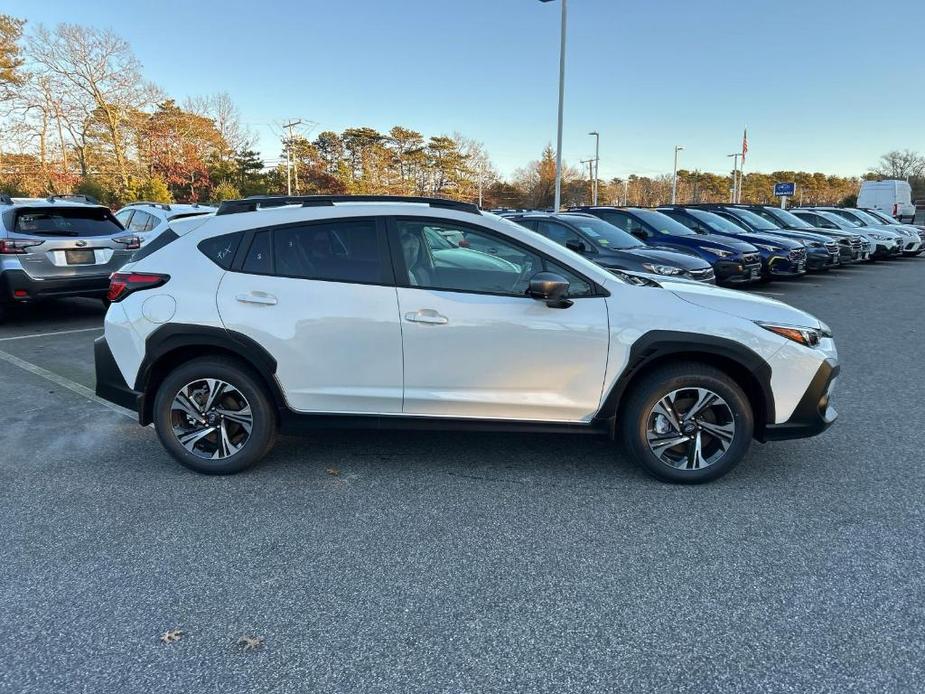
[869,233,887,240]
[641,263,684,276]
[702,246,733,258]
[752,243,783,252]
[757,321,831,348]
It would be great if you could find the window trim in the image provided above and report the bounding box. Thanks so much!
[385,215,607,300]
[228,216,395,287]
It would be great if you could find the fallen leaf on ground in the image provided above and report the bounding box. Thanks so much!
[236,635,264,651]
[160,629,184,644]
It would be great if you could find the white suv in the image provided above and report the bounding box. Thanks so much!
[95,196,839,483]
[114,202,216,247]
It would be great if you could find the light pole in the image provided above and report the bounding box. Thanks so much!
[727,153,740,204]
[540,0,567,210]
[589,130,599,205]
[671,145,684,204]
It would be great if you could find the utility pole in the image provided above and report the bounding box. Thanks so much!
[282,119,303,196]
[581,158,595,205]
[727,153,740,204]
[540,0,567,211]
[672,145,684,204]
[623,178,629,206]
[589,131,600,205]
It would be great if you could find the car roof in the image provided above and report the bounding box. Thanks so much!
[4,196,108,210]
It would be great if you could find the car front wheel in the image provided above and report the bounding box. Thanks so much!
[620,361,754,483]
[153,357,277,474]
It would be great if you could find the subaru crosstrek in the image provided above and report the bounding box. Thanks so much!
[0,194,140,321]
[95,195,839,484]
[569,206,762,286]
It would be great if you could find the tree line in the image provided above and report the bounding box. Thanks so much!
[0,14,920,210]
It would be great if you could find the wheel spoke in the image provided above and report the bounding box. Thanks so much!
[202,379,228,412]
[684,388,717,422]
[212,420,238,459]
[171,392,205,422]
[647,433,691,457]
[686,431,705,469]
[178,425,216,451]
[652,395,682,432]
[699,420,735,448]
[216,405,252,431]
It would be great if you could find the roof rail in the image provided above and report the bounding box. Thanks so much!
[216,195,482,216]
[129,201,172,211]
[0,193,12,206]
[46,194,99,205]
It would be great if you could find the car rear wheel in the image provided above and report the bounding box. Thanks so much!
[620,361,754,483]
[153,357,277,474]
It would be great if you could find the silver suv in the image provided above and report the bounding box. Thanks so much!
[0,194,140,321]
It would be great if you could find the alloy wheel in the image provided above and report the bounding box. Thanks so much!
[645,387,736,470]
[170,378,253,460]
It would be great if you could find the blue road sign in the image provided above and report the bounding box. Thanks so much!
[774,182,796,197]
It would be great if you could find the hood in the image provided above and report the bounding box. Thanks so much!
[619,246,711,270]
[741,232,803,249]
[657,277,822,328]
[763,229,831,244]
[694,233,757,252]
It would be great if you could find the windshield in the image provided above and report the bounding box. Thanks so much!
[816,211,860,229]
[725,208,780,231]
[762,207,813,228]
[862,209,897,224]
[847,209,888,226]
[687,208,746,233]
[631,209,696,236]
[561,215,642,249]
[14,207,123,237]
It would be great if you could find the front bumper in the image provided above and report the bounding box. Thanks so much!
[806,249,838,270]
[762,359,839,441]
[94,336,142,413]
[765,253,807,278]
[714,260,762,284]
[0,268,111,304]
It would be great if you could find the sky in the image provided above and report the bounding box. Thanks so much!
[7,0,925,180]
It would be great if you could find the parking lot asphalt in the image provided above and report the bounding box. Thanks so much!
[1,263,923,694]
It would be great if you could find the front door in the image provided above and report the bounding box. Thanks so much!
[391,217,610,422]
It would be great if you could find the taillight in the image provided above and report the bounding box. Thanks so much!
[113,235,142,250]
[0,239,42,254]
[107,272,169,302]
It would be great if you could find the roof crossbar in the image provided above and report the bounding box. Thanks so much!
[216,195,481,216]
[46,194,99,204]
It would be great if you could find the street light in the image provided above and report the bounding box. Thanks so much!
[671,145,684,204]
[540,0,567,211]
[589,131,600,205]
[727,153,741,204]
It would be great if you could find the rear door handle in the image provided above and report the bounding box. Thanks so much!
[235,292,277,306]
[404,310,448,325]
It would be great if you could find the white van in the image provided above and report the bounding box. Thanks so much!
[857,180,916,222]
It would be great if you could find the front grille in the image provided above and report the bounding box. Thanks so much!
[742,253,760,264]
[824,242,839,254]
[689,267,715,282]
[788,247,807,261]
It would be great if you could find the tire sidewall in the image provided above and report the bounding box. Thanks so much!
[153,358,276,475]
[624,369,754,484]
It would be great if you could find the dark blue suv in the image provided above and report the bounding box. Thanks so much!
[656,206,807,279]
[568,206,762,286]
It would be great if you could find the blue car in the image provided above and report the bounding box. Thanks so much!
[569,206,762,286]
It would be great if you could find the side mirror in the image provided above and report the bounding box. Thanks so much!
[565,239,586,253]
[528,272,572,309]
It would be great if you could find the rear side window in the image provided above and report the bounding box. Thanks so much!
[133,229,179,262]
[274,220,384,283]
[14,207,122,237]
[242,230,272,274]
[198,231,243,269]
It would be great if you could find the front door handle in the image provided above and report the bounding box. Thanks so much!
[404,309,448,325]
[235,292,277,306]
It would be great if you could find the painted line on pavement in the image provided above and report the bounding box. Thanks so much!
[0,347,135,420]
[0,326,104,342]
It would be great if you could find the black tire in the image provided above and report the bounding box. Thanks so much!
[153,356,277,474]
[619,361,754,484]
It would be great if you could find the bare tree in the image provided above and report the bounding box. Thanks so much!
[28,23,159,191]
[185,91,253,162]
[870,150,925,180]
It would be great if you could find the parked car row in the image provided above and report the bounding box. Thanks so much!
[0,196,215,321]
[496,203,923,289]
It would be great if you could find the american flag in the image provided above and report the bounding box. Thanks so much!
[741,128,748,163]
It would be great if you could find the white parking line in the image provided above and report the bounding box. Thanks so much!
[0,347,135,420]
[0,326,104,342]
[754,291,786,297]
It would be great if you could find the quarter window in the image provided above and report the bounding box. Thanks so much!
[243,230,272,274]
[127,211,153,232]
[273,220,384,283]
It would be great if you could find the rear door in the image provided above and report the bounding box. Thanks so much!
[216,216,404,414]
[11,205,134,279]
[390,216,610,422]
